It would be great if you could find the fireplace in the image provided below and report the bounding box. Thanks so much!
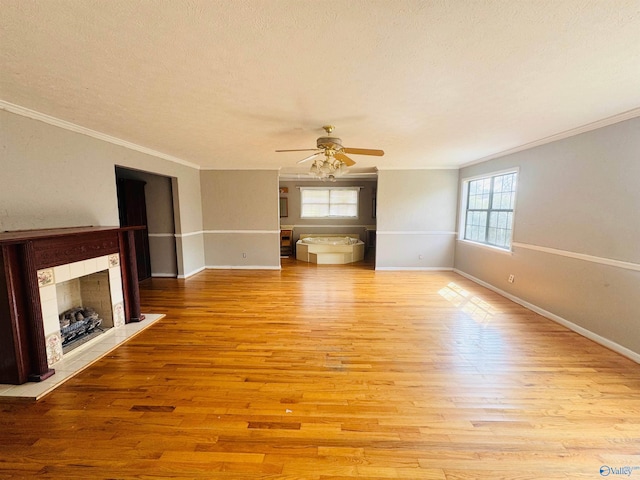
[38,254,126,365]
[0,226,144,385]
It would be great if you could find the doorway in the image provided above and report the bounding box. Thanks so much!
[115,167,178,279]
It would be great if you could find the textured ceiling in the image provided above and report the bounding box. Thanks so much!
[1,0,640,174]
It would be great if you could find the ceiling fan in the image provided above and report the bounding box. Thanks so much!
[276,125,384,180]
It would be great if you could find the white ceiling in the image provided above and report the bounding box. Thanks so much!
[1,0,640,174]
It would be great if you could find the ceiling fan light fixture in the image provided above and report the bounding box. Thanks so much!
[277,125,384,180]
[320,160,332,173]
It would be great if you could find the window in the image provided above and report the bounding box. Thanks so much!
[462,170,517,250]
[300,187,359,218]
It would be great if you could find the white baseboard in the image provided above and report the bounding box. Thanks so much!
[151,273,177,278]
[206,265,281,270]
[177,264,282,278]
[177,266,206,279]
[375,267,454,271]
[453,269,640,364]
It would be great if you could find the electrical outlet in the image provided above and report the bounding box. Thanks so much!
[419,254,423,260]
[508,274,515,283]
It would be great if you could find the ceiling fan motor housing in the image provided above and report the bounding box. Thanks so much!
[317,136,343,150]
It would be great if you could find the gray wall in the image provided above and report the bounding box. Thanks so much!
[454,116,640,358]
[376,170,459,269]
[278,179,377,246]
[0,109,205,278]
[200,170,280,268]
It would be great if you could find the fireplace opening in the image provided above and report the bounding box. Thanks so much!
[59,306,104,351]
[56,271,114,354]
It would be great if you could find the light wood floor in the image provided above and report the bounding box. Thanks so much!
[2,258,640,479]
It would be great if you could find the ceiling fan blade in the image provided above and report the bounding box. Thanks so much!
[334,152,356,167]
[276,148,320,153]
[343,147,384,156]
[296,152,322,164]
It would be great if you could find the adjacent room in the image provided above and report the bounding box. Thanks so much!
[1,1,639,478]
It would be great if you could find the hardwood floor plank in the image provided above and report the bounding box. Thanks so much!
[1,259,639,479]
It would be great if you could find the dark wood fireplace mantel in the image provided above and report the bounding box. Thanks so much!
[0,226,145,385]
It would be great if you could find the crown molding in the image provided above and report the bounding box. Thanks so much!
[5,99,639,174]
[278,173,378,181]
[375,166,458,171]
[279,166,379,180]
[461,107,640,168]
[0,100,201,170]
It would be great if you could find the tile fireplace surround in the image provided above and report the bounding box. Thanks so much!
[0,226,148,388]
[39,253,125,366]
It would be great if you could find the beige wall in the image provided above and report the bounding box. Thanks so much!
[200,170,280,268]
[455,116,640,357]
[1,110,119,229]
[376,170,459,269]
[0,109,204,277]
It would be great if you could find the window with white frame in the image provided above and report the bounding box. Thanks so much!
[461,170,517,249]
[300,187,359,218]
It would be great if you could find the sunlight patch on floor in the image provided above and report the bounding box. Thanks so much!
[439,282,499,325]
